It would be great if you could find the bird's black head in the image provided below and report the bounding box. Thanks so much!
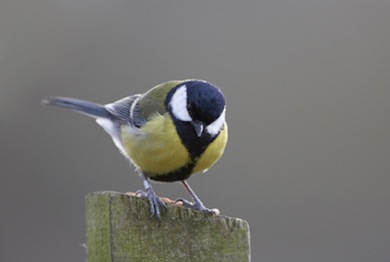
[166,80,226,138]
[165,80,226,160]
[185,80,226,126]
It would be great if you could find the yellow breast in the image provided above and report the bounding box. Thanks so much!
[121,113,190,176]
[121,114,228,180]
[192,124,228,174]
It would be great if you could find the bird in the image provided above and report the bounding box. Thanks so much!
[42,79,228,221]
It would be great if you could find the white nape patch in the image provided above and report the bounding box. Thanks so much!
[170,85,192,121]
[206,107,226,136]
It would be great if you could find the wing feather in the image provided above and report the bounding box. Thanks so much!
[105,95,146,127]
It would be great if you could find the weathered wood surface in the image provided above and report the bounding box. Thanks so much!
[86,191,250,262]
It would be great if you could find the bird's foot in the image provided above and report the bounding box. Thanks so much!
[175,198,217,215]
[136,189,166,222]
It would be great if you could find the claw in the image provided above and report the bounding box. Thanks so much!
[175,198,216,214]
[147,187,166,219]
[137,172,166,223]
[176,180,221,215]
[136,188,166,222]
[135,190,147,198]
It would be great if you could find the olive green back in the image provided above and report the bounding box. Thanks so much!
[138,80,184,119]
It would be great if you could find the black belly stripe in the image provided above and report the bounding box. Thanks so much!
[147,161,195,182]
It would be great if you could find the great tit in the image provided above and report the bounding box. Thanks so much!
[42,79,227,221]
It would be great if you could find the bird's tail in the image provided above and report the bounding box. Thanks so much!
[42,96,111,119]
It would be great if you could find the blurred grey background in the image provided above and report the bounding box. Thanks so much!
[1,0,389,261]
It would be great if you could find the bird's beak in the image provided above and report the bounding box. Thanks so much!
[192,121,204,137]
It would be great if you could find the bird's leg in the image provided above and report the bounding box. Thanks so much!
[136,172,166,222]
[176,180,215,214]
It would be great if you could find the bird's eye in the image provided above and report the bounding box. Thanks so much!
[187,103,193,115]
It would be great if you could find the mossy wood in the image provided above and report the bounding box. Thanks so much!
[86,191,250,262]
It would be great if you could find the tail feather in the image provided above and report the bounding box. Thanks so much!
[42,96,111,119]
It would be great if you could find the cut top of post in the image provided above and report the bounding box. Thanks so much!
[86,191,251,262]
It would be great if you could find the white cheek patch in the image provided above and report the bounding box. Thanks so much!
[170,85,192,122]
[206,107,226,136]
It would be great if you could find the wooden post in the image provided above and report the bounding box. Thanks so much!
[86,191,251,262]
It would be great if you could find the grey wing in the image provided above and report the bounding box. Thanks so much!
[95,94,146,157]
[104,94,146,127]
